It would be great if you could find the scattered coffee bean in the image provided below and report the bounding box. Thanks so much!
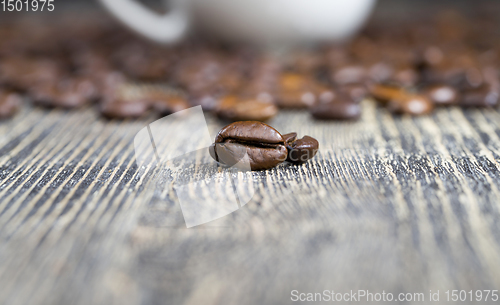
[210,121,287,170]
[3,12,500,121]
[31,78,97,108]
[311,96,362,120]
[369,84,405,104]
[100,97,150,119]
[332,64,366,85]
[339,84,367,102]
[459,85,499,108]
[392,65,420,87]
[425,84,459,105]
[216,95,278,121]
[275,73,317,108]
[0,90,23,118]
[283,133,319,164]
[152,95,190,115]
[388,94,434,115]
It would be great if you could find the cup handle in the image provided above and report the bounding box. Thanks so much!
[99,0,189,43]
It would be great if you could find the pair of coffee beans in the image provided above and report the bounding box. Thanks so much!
[209,121,319,171]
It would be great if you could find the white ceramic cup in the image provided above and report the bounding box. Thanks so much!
[99,0,377,45]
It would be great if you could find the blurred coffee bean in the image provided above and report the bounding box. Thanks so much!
[276,90,317,108]
[152,95,190,115]
[425,84,459,105]
[422,46,445,67]
[189,92,220,112]
[340,84,367,102]
[421,64,466,87]
[100,99,150,119]
[276,73,317,108]
[368,62,393,83]
[459,85,499,107]
[311,97,362,120]
[388,94,434,115]
[30,83,59,107]
[392,65,420,87]
[0,90,22,118]
[31,78,97,108]
[279,72,309,91]
[216,95,278,121]
[369,84,405,103]
[0,57,62,90]
[332,64,366,85]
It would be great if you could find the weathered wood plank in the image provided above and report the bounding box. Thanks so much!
[1,100,500,305]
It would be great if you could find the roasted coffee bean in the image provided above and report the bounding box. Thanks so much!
[275,73,317,108]
[56,78,99,108]
[0,57,61,90]
[392,65,420,87]
[332,64,366,85]
[100,98,150,119]
[30,83,59,107]
[0,90,22,118]
[210,121,287,171]
[283,133,319,163]
[276,90,318,108]
[134,88,190,115]
[31,78,97,108]
[339,84,367,102]
[152,95,190,115]
[311,97,362,120]
[459,85,499,108]
[369,83,405,104]
[388,94,434,115]
[216,95,278,121]
[283,132,297,144]
[425,84,459,105]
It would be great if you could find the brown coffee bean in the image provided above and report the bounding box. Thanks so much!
[30,83,59,107]
[31,78,97,109]
[56,78,99,108]
[275,73,318,108]
[279,73,308,91]
[152,95,190,115]
[425,84,459,105]
[311,97,362,121]
[210,121,287,171]
[459,85,499,108]
[0,57,61,90]
[100,98,150,119]
[339,84,367,102]
[275,90,317,108]
[369,83,406,104]
[388,94,434,115]
[0,90,22,118]
[216,95,278,121]
[282,132,297,144]
[283,133,319,163]
[133,87,190,115]
[332,64,366,85]
[368,62,393,83]
[392,65,420,87]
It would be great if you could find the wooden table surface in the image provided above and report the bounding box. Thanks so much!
[1,99,500,305]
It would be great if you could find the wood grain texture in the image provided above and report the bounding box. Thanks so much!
[1,100,500,305]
